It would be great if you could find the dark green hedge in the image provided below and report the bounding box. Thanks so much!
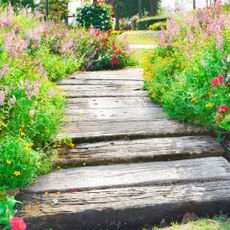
[136,16,168,30]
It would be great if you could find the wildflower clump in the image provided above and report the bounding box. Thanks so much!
[144,1,230,131]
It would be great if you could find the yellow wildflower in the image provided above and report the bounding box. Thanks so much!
[13,171,21,176]
[191,98,198,103]
[6,160,12,165]
[205,103,214,108]
[69,143,75,149]
[44,192,49,195]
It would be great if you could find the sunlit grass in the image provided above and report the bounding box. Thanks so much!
[120,31,160,45]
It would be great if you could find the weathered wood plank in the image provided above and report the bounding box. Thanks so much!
[55,136,224,167]
[25,157,230,193]
[64,90,148,98]
[20,180,230,230]
[66,96,154,109]
[59,120,209,143]
[58,79,144,86]
[66,68,143,81]
[60,84,143,91]
[63,107,166,122]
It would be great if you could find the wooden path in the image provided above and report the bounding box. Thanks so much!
[19,68,230,230]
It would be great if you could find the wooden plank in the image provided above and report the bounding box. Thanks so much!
[55,136,224,167]
[58,79,144,86]
[63,107,166,122]
[59,120,209,143]
[25,157,230,193]
[66,96,154,109]
[20,180,230,230]
[66,68,143,81]
[64,90,148,98]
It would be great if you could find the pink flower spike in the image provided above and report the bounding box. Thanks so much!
[216,104,228,113]
[10,217,27,230]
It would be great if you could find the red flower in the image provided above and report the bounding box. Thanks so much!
[110,60,115,65]
[116,61,120,65]
[70,188,78,193]
[116,50,121,55]
[10,217,26,230]
[216,104,228,113]
[111,55,116,61]
[107,29,112,35]
[211,75,224,86]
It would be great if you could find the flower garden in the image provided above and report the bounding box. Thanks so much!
[0,0,230,229]
[144,2,230,132]
[0,4,132,229]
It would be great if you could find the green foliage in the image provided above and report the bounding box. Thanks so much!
[149,21,166,31]
[136,16,168,30]
[144,4,230,131]
[76,3,112,31]
[0,190,17,229]
[0,137,45,189]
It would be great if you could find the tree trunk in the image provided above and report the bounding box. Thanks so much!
[193,0,196,9]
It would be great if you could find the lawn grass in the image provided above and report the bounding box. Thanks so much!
[120,30,160,45]
[132,48,153,66]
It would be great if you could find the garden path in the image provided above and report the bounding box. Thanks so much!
[19,67,230,230]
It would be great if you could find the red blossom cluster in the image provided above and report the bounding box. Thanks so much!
[211,75,224,86]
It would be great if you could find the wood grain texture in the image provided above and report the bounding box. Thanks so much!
[63,107,166,122]
[59,120,209,143]
[64,67,144,81]
[66,96,154,109]
[20,180,230,230]
[55,136,224,167]
[25,157,230,193]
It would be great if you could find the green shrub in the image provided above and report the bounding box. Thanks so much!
[149,21,166,31]
[76,3,112,31]
[136,16,168,30]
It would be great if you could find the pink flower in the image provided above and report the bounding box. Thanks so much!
[216,104,228,113]
[211,75,224,86]
[0,64,9,79]
[70,188,78,193]
[10,217,26,230]
[29,109,34,117]
[116,50,121,55]
[116,61,120,65]
[111,55,116,61]
[110,60,115,65]
[8,95,16,105]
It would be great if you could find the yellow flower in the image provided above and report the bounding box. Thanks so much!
[13,171,21,176]
[69,143,75,149]
[205,103,214,108]
[0,121,7,128]
[44,191,49,195]
[191,98,198,103]
[6,160,12,165]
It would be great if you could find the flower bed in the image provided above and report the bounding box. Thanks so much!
[144,2,230,132]
[0,5,132,229]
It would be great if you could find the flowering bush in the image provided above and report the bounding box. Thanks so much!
[76,2,112,31]
[144,2,230,131]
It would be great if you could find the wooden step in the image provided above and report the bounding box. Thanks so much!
[55,136,224,167]
[20,157,230,229]
[63,68,144,81]
[25,157,229,193]
[58,120,209,143]
[63,107,166,122]
[66,96,153,109]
